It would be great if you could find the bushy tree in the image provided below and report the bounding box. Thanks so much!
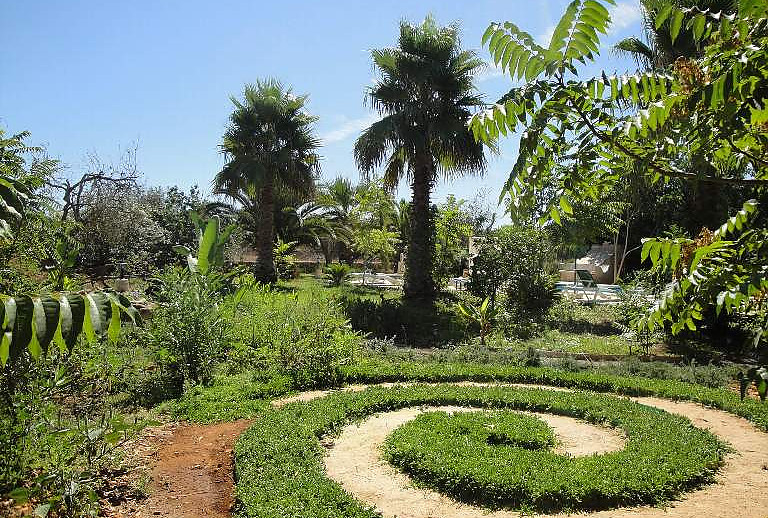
[433,195,474,287]
[469,226,557,334]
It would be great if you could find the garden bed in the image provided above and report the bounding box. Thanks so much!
[234,384,745,517]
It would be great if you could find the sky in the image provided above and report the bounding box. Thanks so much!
[0,0,644,220]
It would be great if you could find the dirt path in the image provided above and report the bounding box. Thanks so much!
[114,384,768,518]
[114,420,251,518]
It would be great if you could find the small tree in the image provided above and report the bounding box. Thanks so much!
[469,226,557,334]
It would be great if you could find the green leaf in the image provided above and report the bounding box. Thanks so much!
[83,293,102,342]
[105,293,123,343]
[34,296,60,354]
[655,5,674,29]
[63,293,85,350]
[549,206,561,224]
[691,14,706,40]
[669,10,685,44]
[0,297,12,367]
[11,295,33,362]
[197,217,219,275]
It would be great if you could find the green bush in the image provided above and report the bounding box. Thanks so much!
[0,343,148,515]
[546,299,619,335]
[145,267,230,387]
[339,293,469,347]
[228,284,361,388]
[324,263,351,287]
[235,384,726,516]
[469,226,558,337]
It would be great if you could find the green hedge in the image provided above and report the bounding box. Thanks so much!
[394,411,557,450]
[234,384,726,517]
[384,400,723,512]
[343,359,768,431]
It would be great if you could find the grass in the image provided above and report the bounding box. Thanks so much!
[235,384,726,516]
[387,410,557,451]
[506,329,632,355]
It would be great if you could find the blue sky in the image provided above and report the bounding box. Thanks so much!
[0,1,643,217]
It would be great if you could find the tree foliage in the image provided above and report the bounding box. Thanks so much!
[0,130,57,242]
[472,0,768,343]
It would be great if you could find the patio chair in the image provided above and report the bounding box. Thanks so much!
[571,269,623,302]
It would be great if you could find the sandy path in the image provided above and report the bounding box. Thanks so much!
[321,387,768,518]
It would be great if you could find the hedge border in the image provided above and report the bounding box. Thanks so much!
[342,359,768,431]
[234,384,726,517]
[383,400,723,512]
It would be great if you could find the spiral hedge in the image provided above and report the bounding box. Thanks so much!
[234,384,727,517]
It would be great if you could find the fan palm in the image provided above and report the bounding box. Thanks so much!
[318,176,358,220]
[315,177,358,263]
[354,16,491,299]
[615,0,737,70]
[214,80,320,283]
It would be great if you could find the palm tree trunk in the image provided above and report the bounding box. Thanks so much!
[255,178,277,283]
[404,156,436,299]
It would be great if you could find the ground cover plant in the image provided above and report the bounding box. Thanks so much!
[235,384,726,516]
[343,360,768,430]
[387,409,558,451]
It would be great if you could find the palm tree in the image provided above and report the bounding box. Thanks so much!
[215,80,320,283]
[318,176,358,221]
[316,176,358,263]
[354,16,491,299]
[615,0,736,70]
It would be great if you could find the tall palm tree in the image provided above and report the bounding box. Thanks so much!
[354,16,491,299]
[615,0,736,70]
[215,80,320,283]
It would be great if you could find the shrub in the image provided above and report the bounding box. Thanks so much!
[615,277,664,355]
[339,293,469,347]
[273,240,298,280]
[456,296,497,345]
[145,267,230,387]
[546,299,619,335]
[228,285,361,388]
[0,343,149,515]
[469,226,558,337]
[324,263,351,287]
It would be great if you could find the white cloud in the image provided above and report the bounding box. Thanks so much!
[608,1,643,34]
[475,64,506,82]
[321,113,379,144]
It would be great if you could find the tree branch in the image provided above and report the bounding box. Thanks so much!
[728,136,768,169]
[568,97,768,187]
